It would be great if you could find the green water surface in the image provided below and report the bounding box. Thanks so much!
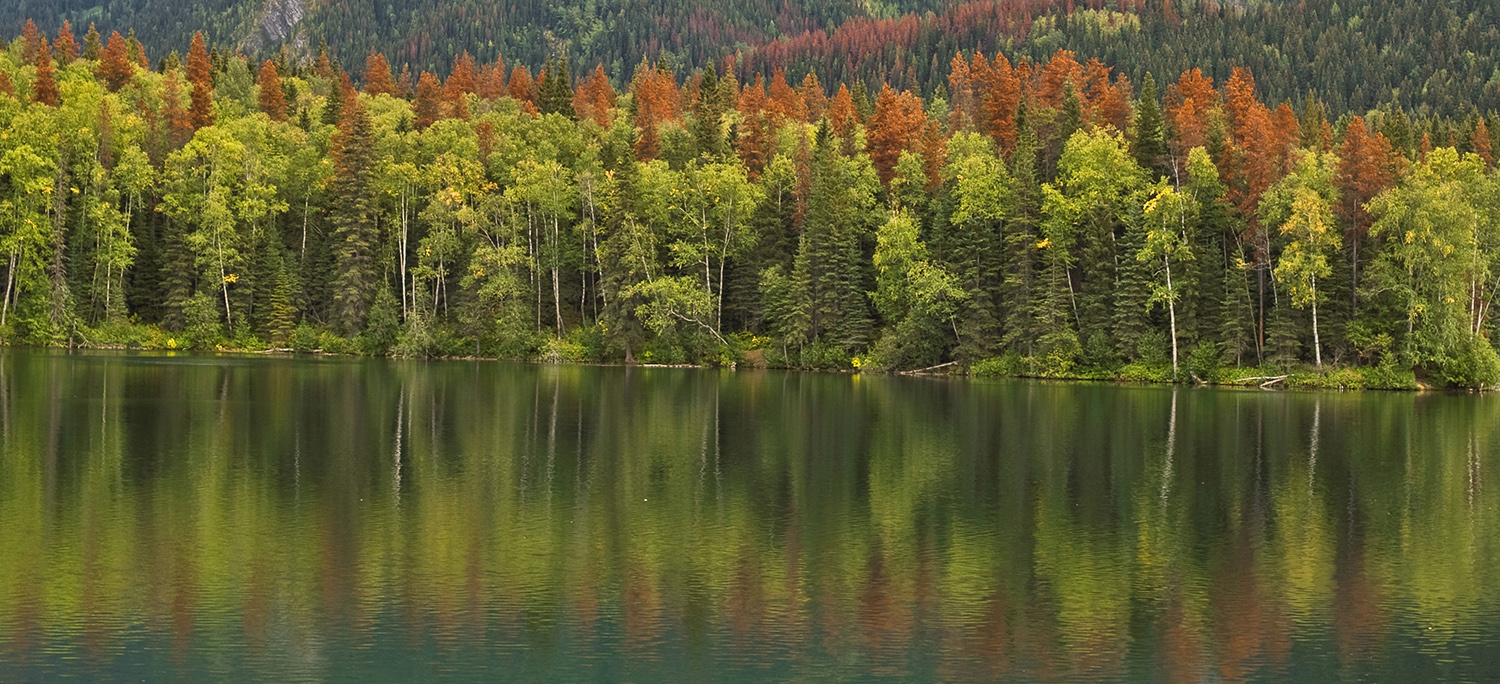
[0,350,1497,682]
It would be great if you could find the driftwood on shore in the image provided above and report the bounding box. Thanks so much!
[901,361,960,375]
[1233,374,1290,388]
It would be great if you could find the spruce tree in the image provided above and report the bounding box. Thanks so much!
[1004,100,1041,355]
[1132,73,1168,179]
[328,89,380,334]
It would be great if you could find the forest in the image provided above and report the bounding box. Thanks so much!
[4,0,1498,117]
[0,21,1499,386]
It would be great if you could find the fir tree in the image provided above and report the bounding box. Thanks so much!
[1131,73,1168,179]
[328,89,380,334]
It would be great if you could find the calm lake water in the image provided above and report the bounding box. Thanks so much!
[1,351,1498,683]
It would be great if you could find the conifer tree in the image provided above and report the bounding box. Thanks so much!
[32,42,59,107]
[413,72,442,129]
[1132,73,1168,179]
[258,60,286,121]
[21,20,43,65]
[83,23,102,61]
[364,50,395,96]
[575,65,616,128]
[538,56,575,118]
[162,73,193,149]
[690,65,728,158]
[866,83,926,188]
[186,32,214,129]
[54,21,78,66]
[99,32,134,92]
[329,88,380,333]
[1472,118,1494,169]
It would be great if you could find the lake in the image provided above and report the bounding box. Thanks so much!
[0,350,1497,683]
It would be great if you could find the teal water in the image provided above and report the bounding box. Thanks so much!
[0,350,1497,683]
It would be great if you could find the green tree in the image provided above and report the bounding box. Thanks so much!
[1263,151,1341,368]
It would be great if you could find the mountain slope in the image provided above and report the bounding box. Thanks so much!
[5,0,1498,115]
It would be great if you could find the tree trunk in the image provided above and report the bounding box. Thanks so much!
[1311,275,1322,369]
[1165,255,1178,376]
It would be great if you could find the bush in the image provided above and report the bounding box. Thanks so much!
[183,293,224,350]
[362,288,401,355]
[1081,331,1120,370]
[1435,337,1500,389]
[970,352,1023,378]
[1188,341,1222,383]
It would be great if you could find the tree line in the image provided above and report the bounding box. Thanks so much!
[2,23,1500,385]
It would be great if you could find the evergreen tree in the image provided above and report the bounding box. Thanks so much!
[328,89,381,333]
[1132,73,1168,179]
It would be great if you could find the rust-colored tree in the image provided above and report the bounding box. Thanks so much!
[0,71,13,97]
[445,52,477,101]
[54,21,78,65]
[21,20,43,65]
[828,83,857,154]
[573,65,616,128]
[413,71,442,129]
[632,63,679,161]
[1336,116,1398,302]
[477,56,506,99]
[947,51,975,131]
[973,51,1021,154]
[509,66,538,113]
[735,74,771,176]
[1472,118,1494,168]
[1037,49,1082,109]
[799,72,825,123]
[258,60,287,121]
[186,32,214,129]
[866,83,927,187]
[98,31,134,92]
[363,50,395,96]
[1165,68,1216,169]
[32,41,59,106]
[766,67,805,124]
[1222,67,1274,220]
[163,72,193,149]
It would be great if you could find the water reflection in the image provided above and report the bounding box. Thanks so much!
[1,351,1498,682]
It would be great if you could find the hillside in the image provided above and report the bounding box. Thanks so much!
[5,0,1499,115]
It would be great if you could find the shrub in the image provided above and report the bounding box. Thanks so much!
[1188,341,1222,383]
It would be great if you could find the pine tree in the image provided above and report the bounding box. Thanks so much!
[799,72,825,123]
[186,32,214,129]
[866,83,926,188]
[54,21,78,66]
[32,42,60,107]
[257,60,286,121]
[508,66,536,107]
[1472,118,1494,169]
[575,64,616,128]
[163,73,193,149]
[538,56,575,118]
[1132,73,1168,179]
[1004,99,1041,354]
[83,23,102,61]
[735,75,771,177]
[364,50,395,96]
[21,20,43,65]
[413,72,442,129]
[690,64,728,158]
[99,31,133,92]
[329,88,380,334]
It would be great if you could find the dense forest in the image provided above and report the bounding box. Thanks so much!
[0,22,1499,386]
[4,0,1498,116]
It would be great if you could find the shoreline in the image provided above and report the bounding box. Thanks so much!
[15,338,1436,392]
